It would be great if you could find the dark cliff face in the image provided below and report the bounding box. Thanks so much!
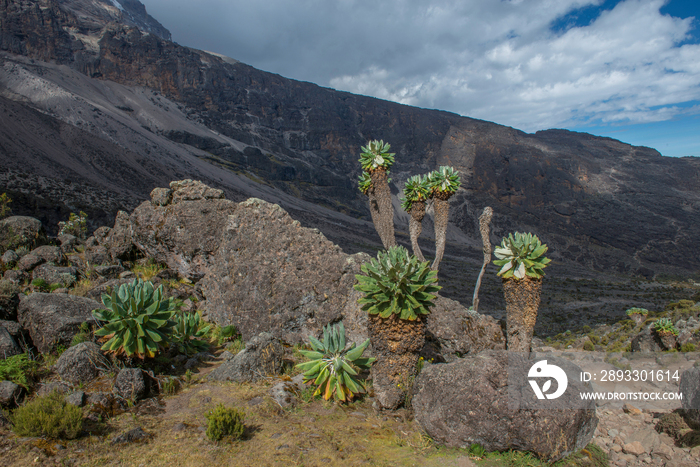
[1,0,699,279]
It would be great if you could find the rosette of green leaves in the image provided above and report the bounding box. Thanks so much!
[401,174,431,211]
[92,279,177,359]
[427,166,461,195]
[493,232,551,280]
[296,322,375,402]
[172,311,211,356]
[625,307,649,316]
[653,318,678,336]
[354,246,440,320]
[358,172,372,195]
[359,140,395,172]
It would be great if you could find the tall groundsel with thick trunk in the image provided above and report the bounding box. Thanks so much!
[354,246,440,410]
[358,140,396,249]
[400,174,431,262]
[427,166,461,271]
[493,232,551,352]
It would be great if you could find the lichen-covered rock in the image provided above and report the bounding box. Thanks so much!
[130,182,237,281]
[103,211,137,261]
[113,368,149,401]
[208,332,284,383]
[412,350,598,462]
[1,250,19,267]
[0,280,20,320]
[57,234,79,253]
[0,381,22,407]
[150,187,172,206]
[680,367,700,428]
[201,198,369,344]
[32,264,77,288]
[17,293,101,353]
[631,327,664,352]
[169,179,224,203]
[0,216,47,251]
[423,295,505,362]
[0,327,21,357]
[17,253,43,271]
[94,265,125,279]
[30,245,64,264]
[54,342,108,385]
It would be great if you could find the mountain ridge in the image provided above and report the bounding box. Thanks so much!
[0,0,699,287]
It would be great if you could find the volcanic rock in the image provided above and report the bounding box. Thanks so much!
[201,197,369,344]
[0,381,22,407]
[30,245,64,264]
[412,350,598,462]
[32,264,77,288]
[113,368,149,401]
[208,332,285,383]
[0,326,21,358]
[0,216,46,251]
[54,342,109,385]
[0,280,20,320]
[680,367,700,428]
[129,181,238,281]
[423,295,505,362]
[17,293,101,353]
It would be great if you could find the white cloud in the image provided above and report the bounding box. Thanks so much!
[142,0,700,132]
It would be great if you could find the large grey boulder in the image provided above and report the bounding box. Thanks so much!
[54,342,109,385]
[17,293,101,353]
[0,216,47,251]
[423,296,505,362]
[208,332,285,383]
[100,211,137,262]
[680,367,700,428]
[412,350,598,462]
[0,327,21,358]
[129,180,237,281]
[201,198,369,344]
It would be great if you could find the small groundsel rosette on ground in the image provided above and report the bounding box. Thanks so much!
[359,140,395,172]
[354,245,440,320]
[493,232,551,280]
[172,311,211,356]
[654,317,679,336]
[92,279,177,359]
[296,322,375,402]
[401,174,431,211]
[427,166,461,195]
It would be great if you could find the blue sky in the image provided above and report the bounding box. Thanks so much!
[141,0,699,157]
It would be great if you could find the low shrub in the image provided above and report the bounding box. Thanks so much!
[205,404,245,442]
[57,211,87,239]
[10,391,82,439]
[583,341,595,351]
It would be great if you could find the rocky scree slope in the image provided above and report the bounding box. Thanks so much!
[0,0,699,281]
